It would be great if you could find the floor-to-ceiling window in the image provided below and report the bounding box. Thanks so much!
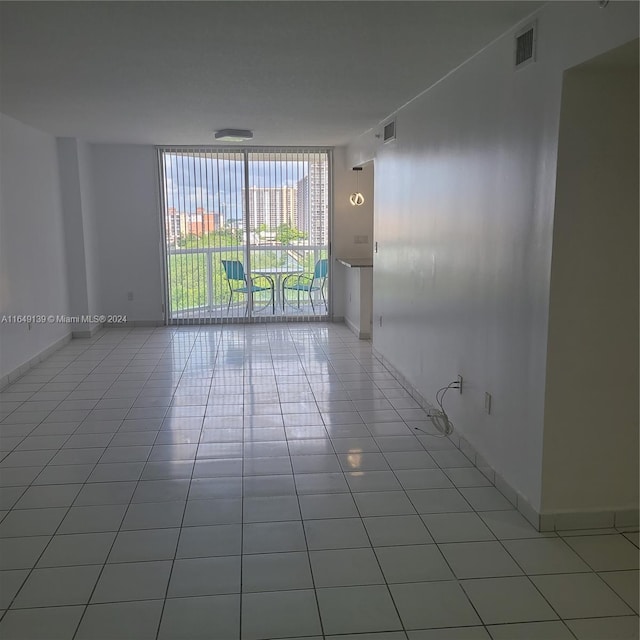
[159,148,331,323]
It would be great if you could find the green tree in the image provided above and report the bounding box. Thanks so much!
[180,229,242,249]
[275,224,307,245]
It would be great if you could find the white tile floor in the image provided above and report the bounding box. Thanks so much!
[0,323,637,640]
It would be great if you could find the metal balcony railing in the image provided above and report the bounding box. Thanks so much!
[167,244,327,318]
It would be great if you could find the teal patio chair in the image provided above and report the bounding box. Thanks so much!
[282,258,328,312]
[221,259,274,315]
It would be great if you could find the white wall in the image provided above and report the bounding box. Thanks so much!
[77,140,101,317]
[58,137,103,329]
[541,45,639,514]
[344,266,373,340]
[58,137,90,321]
[332,149,374,318]
[90,144,164,323]
[346,1,638,512]
[0,114,71,379]
[86,144,361,324]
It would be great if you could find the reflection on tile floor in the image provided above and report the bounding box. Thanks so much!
[0,323,637,640]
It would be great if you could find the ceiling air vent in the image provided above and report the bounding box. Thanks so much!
[515,23,536,68]
[383,121,396,143]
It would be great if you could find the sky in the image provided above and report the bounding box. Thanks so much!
[162,151,327,221]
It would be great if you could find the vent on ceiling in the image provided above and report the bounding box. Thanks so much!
[515,23,536,68]
[383,121,396,143]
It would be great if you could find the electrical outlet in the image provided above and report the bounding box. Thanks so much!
[457,375,463,393]
[379,316,383,327]
[127,292,134,301]
[484,392,492,415]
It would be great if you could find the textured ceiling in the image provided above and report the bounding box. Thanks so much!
[0,1,542,145]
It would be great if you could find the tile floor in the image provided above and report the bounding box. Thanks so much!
[0,323,637,640]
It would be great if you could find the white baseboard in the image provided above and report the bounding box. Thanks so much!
[0,331,72,391]
[372,347,639,533]
[72,322,103,338]
[344,317,371,340]
[103,320,164,328]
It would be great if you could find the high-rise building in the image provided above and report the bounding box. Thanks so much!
[165,207,185,245]
[243,186,297,231]
[165,207,223,244]
[186,208,220,236]
[296,161,328,246]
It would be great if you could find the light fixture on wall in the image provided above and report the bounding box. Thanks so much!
[349,167,365,206]
[214,129,253,142]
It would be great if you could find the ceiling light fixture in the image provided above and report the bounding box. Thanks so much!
[214,129,254,142]
[349,167,365,206]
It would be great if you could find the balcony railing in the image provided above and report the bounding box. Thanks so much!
[167,244,327,318]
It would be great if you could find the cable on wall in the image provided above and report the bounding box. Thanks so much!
[413,380,460,438]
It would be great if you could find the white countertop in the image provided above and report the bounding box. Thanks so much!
[337,257,373,268]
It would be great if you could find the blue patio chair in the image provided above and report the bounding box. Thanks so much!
[282,258,328,312]
[221,259,274,315]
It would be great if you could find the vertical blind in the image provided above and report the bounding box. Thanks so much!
[159,148,331,324]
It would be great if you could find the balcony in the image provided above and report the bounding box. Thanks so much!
[167,244,328,321]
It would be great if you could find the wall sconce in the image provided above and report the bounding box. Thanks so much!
[349,167,365,206]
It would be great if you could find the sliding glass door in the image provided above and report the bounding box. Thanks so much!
[159,148,330,323]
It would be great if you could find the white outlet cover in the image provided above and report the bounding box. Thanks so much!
[484,392,492,414]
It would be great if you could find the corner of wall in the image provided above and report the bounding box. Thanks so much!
[0,114,72,381]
